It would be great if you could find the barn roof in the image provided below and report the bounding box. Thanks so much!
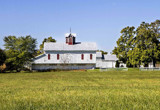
[34,54,46,59]
[104,55,118,61]
[44,42,97,51]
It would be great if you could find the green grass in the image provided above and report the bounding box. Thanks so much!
[0,71,160,110]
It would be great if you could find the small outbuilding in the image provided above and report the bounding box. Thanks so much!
[96,52,126,68]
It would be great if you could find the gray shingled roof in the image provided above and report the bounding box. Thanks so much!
[96,52,102,57]
[44,42,97,51]
[104,55,118,61]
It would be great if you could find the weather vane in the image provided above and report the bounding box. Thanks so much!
[70,27,71,34]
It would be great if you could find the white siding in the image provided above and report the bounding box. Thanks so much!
[33,51,96,64]
[101,61,116,68]
[96,59,103,68]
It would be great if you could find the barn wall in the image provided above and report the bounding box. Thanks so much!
[101,61,116,68]
[96,59,103,68]
[33,51,96,64]
[32,64,95,70]
[96,60,116,68]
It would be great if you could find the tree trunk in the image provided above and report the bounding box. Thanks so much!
[133,65,135,68]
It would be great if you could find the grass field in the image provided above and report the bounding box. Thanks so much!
[0,70,160,110]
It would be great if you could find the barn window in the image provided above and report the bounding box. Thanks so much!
[57,54,59,60]
[48,54,50,60]
[90,54,92,60]
[81,54,84,60]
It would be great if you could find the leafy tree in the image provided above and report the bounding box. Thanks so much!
[135,22,160,67]
[150,20,160,38]
[128,47,141,67]
[0,49,6,66]
[4,35,37,72]
[112,26,135,67]
[37,36,56,55]
[113,20,160,67]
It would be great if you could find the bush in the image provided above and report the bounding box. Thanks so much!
[0,64,6,73]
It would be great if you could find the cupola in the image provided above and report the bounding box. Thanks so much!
[65,29,76,45]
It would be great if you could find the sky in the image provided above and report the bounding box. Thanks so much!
[0,0,160,52]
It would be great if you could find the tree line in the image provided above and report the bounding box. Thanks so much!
[113,20,160,67]
[0,36,56,72]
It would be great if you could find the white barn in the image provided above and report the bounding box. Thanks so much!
[32,33,97,70]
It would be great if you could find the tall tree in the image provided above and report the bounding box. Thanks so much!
[150,20,160,38]
[4,35,37,71]
[113,20,160,67]
[135,22,160,67]
[37,37,56,55]
[112,26,135,67]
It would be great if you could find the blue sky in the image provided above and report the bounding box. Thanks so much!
[0,0,160,52]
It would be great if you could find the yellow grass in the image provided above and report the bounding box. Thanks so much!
[0,71,160,110]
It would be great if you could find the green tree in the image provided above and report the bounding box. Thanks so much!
[113,26,135,67]
[150,20,160,38]
[37,36,56,55]
[135,22,160,67]
[128,47,141,67]
[0,49,6,66]
[113,20,160,67]
[4,35,37,72]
